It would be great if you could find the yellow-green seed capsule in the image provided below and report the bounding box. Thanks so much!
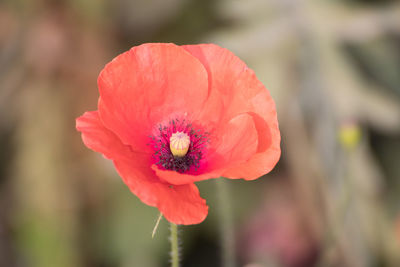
[169,131,190,157]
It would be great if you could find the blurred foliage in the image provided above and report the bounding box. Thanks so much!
[1,0,400,267]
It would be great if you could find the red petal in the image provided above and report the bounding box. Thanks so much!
[182,44,253,123]
[114,158,208,225]
[222,112,281,179]
[183,44,281,179]
[153,113,258,185]
[98,43,209,152]
[76,111,136,161]
[76,111,208,224]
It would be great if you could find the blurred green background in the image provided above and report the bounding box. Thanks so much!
[1,0,400,266]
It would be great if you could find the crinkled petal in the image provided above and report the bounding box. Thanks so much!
[115,159,208,225]
[222,112,281,179]
[183,44,254,123]
[98,43,209,152]
[154,113,258,185]
[76,111,136,161]
[183,44,281,180]
[76,111,208,224]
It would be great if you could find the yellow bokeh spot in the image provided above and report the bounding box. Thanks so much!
[338,123,361,150]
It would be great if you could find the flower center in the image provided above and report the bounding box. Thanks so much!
[150,119,208,173]
[169,131,190,157]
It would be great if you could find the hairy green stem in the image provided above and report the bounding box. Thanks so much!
[216,178,236,267]
[170,223,179,267]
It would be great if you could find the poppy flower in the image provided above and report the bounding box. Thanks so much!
[76,43,280,225]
